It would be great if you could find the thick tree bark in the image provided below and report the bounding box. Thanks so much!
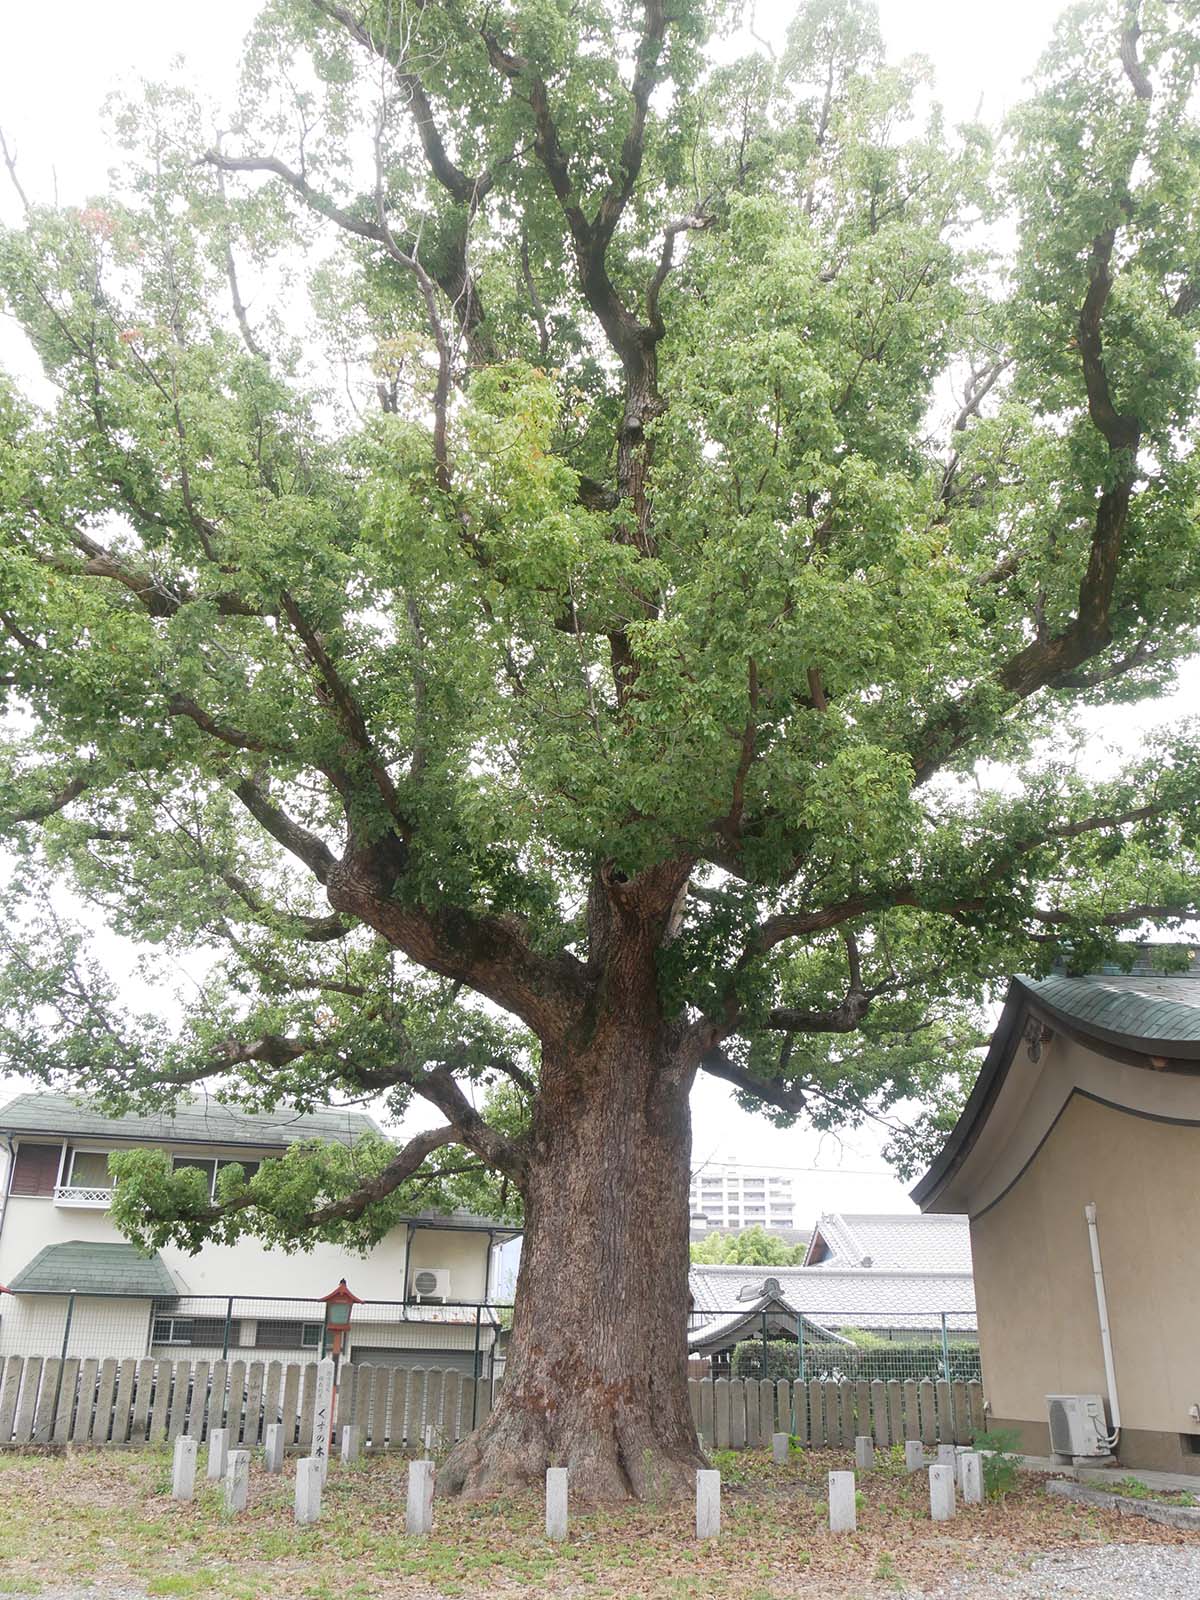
[438,1022,705,1503]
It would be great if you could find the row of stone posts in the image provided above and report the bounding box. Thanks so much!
[169,1363,985,1542]
[697,1435,985,1540]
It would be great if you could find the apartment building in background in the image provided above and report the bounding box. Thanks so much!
[688,1160,796,1233]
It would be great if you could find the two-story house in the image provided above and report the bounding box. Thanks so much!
[0,1092,519,1373]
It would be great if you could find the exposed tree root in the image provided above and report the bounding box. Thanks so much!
[437,1389,706,1505]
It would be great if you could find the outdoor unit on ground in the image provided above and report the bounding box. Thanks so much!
[1046,1394,1111,1458]
[411,1267,451,1304]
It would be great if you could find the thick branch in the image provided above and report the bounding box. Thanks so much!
[699,1045,808,1115]
[9,771,91,824]
[231,778,338,884]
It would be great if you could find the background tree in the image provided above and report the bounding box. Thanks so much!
[690,1226,808,1266]
[1,0,1200,1501]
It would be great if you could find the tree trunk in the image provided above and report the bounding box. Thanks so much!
[438,1024,705,1504]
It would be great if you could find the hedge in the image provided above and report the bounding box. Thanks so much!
[729,1337,981,1383]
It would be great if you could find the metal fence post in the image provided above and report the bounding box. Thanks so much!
[940,1312,951,1380]
[222,1297,234,1359]
[761,1311,769,1379]
[471,1306,481,1427]
[797,1313,805,1381]
[61,1291,76,1360]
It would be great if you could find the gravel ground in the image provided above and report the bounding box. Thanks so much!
[921,1542,1200,1599]
[9,1547,1200,1600]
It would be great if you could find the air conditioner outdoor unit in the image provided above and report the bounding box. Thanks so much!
[411,1267,451,1304]
[1046,1394,1111,1458]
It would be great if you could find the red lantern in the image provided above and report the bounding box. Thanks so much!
[320,1278,363,1363]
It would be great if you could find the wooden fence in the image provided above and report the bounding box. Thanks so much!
[689,1374,985,1450]
[0,1353,985,1453]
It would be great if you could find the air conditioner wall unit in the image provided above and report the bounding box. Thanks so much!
[411,1267,451,1304]
[1046,1394,1111,1458]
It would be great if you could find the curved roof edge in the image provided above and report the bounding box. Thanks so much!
[911,971,1200,1212]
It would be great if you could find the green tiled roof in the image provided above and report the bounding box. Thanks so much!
[0,1092,379,1149]
[1025,973,1200,1045]
[6,1241,176,1296]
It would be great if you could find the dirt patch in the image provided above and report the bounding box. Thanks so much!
[1,1443,1198,1599]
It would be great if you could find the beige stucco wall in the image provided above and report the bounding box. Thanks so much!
[971,1087,1200,1450]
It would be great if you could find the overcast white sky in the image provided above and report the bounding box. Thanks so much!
[0,0,1192,1225]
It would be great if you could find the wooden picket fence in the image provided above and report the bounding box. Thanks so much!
[0,1353,985,1453]
[689,1374,986,1451]
[0,1354,495,1452]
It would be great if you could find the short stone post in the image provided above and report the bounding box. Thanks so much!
[206,1427,229,1481]
[904,1439,924,1472]
[828,1470,857,1532]
[341,1425,362,1464]
[936,1442,957,1471]
[772,1431,789,1465]
[295,1456,322,1525]
[854,1435,875,1470]
[263,1423,284,1474]
[224,1450,250,1513]
[696,1469,721,1539]
[312,1358,335,1482]
[929,1463,956,1522]
[961,1451,984,1506]
[545,1467,568,1541]
[171,1436,197,1502]
[406,1458,435,1536]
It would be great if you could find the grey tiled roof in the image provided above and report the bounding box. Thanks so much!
[689,1292,848,1353]
[7,1241,176,1296]
[806,1213,972,1271]
[689,1264,976,1335]
[0,1092,379,1149]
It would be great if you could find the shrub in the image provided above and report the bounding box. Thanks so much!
[972,1427,1022,1499]
[729,1336,981,1383]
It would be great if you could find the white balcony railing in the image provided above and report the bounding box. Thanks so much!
[53,1184,113,1208]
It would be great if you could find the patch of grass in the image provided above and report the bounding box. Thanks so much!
[0,1445,1195,1600]
[147,1575,221,1596]
[1109,1475,1198,1506]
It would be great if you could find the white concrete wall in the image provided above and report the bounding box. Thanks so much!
[407,1228,490,1301]
[2,1143,492,1303]
[0,1137,502,1361]
[0,1293,153,1358]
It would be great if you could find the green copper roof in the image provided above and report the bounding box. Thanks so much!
[1025,973,1200,1045]
[6,1241,176,1296]
[0,1092,379,1149]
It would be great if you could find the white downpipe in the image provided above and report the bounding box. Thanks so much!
[1085,1202,1121,1447]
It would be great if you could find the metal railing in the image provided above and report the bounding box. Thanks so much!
[0,1290,513,1373]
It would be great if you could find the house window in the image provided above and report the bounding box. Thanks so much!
[67,1150,114,1190]
[8,1142,61,1197]
[152,1315,229,1346]
[171,1156,261,1199]
[255,1320,323,1350]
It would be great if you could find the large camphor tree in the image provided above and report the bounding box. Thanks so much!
[2,0,1200,1501]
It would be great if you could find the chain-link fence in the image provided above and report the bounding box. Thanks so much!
[1,1290,978,1384]
[0,1290,512,1377]
[689,1308,980,1384]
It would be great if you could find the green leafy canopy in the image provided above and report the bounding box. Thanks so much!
[0,0,1199,1248]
